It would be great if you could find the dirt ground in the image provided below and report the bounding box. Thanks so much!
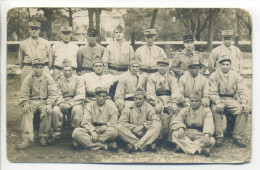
[6,75,252,164]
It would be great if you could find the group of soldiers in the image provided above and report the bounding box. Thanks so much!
[17,20,249,157]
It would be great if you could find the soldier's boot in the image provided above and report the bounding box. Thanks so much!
[201,148,211,157]
[71,139,80,150]
[107,141,118,151]
[147,143,157,152]
[125,143,136,153]
[233,138,247,148]
[18,139,31,150]
[39,137,47,146]
[173,144,182,153]
[47,135,61,145]
[215,137,224,147]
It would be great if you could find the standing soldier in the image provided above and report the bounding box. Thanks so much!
[83,57,118,103]
[209,55,249,147]
[18,58,61,149]
[51,26,79,80]
[135,29,167,83]
[178,59,210,107]
[208,30,243,74]
[117,87,162,153]
[19,21,52,83]
[77,28,105,76]
[170,35,205,79]
[103,25,135,75]
[72,87,119,151]
[146,58,182,139]
[50,59,85,144]
[114,58,146,113]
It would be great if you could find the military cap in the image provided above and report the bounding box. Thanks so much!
[144,29,157,36]
[29,21,41,28]
[114,25,124,33]
[32,58,44,66]
[188,59,201,67]
[157,57,169,65]
[183,35,194,42]
[87,28,98,37]
[221,30,233,37]
[134,87,146,97]
[218,55,232,63]
[61,26,72,33]
[62,59,72,67]
[93,56,103,66]
[189,91,202,100]
[95,86,108,95]
[129,57,140,66]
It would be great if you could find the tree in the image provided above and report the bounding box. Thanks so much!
[150,9,159,28]
[235,9,252,40]
[207,9,220,51]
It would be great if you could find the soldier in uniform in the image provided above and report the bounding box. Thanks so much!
[114,58,146,113]
[117,87,162,153]
[50,59,85,143]
[83,57,118,103]
[170,35,205,79]
[72,87,119,151]
[146,57,182,139]
[51,26,79,80]
[77,28,105,76]
[18,21,52,83]
[208,30,243,74]
[170,91,215,157]
[18,58,61,149]
[103,25,135,75]
[178,59,210,107]
[209,55,249,147]
[135,29,167,84]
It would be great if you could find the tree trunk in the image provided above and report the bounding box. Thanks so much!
[68,8,73,27]
[17,8,20,41]
[131,32,136,50]
[27,8,31,21]
[150,9,158,29]
[207,9,214,51]
[88,8,94,30]
[95,9,102,43]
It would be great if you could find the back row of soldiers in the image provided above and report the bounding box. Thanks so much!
[17,21,249,157]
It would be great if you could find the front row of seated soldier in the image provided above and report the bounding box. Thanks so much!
[17,54,249,157]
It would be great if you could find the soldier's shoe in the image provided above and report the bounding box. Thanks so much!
[201,148,211,157]
[18,139,31,150]
[173,145,182,153]
[71,140,81,150]
[47,135,61,145]
[147,143,157,152]
[215,137,224,147]
[233,139,247,148]
[107,141,118,151]
[125,143,135,153]
[39,137,47,146]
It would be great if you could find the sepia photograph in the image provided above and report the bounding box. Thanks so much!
[5,7,252,164]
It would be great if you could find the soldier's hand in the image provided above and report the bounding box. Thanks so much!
[118,105,125,113]
[63,103,71,110]
[241,103,248,112]
[96,125,107,133]
[178,128,185,139]
[201,98,210,107]
[155,103,163,114]
[171,103,179,113]
[202,134,210,146]
[46,105,53,115]
[216,103,225,113]
[22,104,31,114]
[91,131,99,143]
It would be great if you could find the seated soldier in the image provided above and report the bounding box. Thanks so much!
[170,91,215,157]
[209,55,249,147]
[114,58,146,113]
[72,87,119,151]
[18,58,61,149]
[50,59,85,143]
[146,57,182,139]
[83,56,118,103]
[117,87,162,153]
[178,59,210,107]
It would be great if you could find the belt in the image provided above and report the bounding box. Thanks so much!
[82,67,93,71]
[140,68,158,73]
[86,92,95,98]
[55,65,76,71]
[156,90,171,96]
[92,122,105,126]
[219,94,234,98]
[24,62,48,66]
[125,97,134,101]
[108,65,128,72]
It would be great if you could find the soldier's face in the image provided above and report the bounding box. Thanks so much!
[29,27,40,38]
[158,63,169,74]
[63,66,73,78]
[87,35,97,45]
[96,92,107,106]
[114,30,124,40]
[33,65,44,77]
[145,35,156,46]
[184,41,194,51]
[223,37,232,47]
[134,95,145,107]
[93,63,104,75]
[220,61,231,73]
[190,98,201,109]
[129,64,140,75]
[62,32,72,43]
[188,65,200,77]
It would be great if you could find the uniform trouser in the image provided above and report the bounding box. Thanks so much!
[21,65,50,83]
[52,68,77,80]
[172,129,215,154]
[117,122,162,150]
[52,105,83,136]
[21,100,52,141]
[212,99,249,140]
[72,126,118,149]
